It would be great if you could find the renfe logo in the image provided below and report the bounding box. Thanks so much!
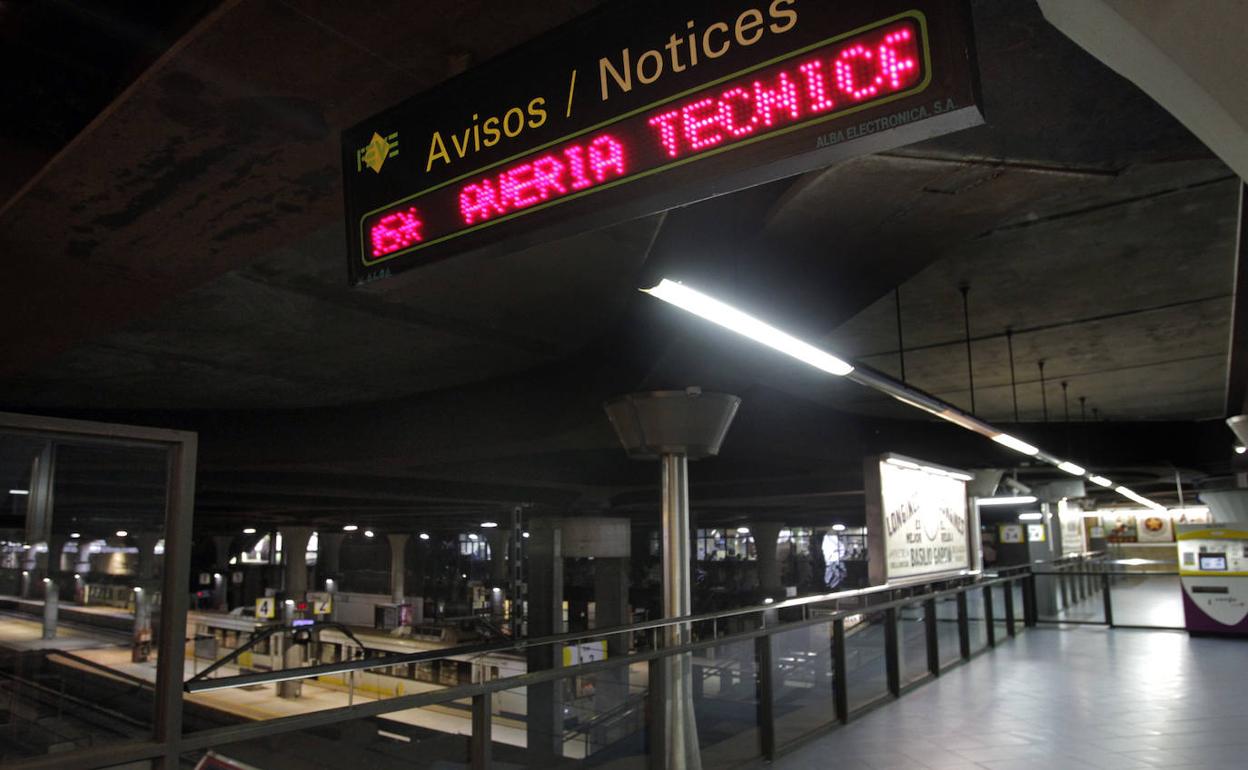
[363,17,925,264]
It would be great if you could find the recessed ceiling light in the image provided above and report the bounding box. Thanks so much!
[8,489,29,495]
[242,527,256,534]
[364,530,375,538]
[418,533,430,540]
[115,530,128,537]
[480,521,498,528]
[831,524,846,532]
[342,525,358,532]
[977,496,1037,506]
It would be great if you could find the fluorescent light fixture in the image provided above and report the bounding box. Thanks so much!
[831,523,846,532]
[115,530,128,537]
[992,434,1039,456]
[1018,512,1043,521]
[8,489,29,495]
[643,280,854,376]
[363,530,375,538]
[1057,461,1086,476]
[480,521,498,528]
[886,458,921,470]
[1089,475,1113,488]
[242,527,256,534]
[736,527,750,534]
[342,525,358,532]
[1115,486,1166,511]
[418,533,430,540]
[977,496,1038,506]
[70,532,80,539]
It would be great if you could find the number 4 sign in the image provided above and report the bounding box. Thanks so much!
[255,597,275,619]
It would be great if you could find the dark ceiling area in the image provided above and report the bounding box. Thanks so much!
[0,0,1242,537]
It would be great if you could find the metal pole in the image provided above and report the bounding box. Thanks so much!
[754,635,775,760]
[884,607,900,696]
[956,592,970,660]
[832,618,848,723]
[1101,572,1114,627]
[1006,329,1019,421]
[1004,580,1016,637]
[511,505,523,639]
[895,287,907,384]
[923,598,939,676]
[660,452,701,770]
[960,285,976,414]
[1038,360,1048,423]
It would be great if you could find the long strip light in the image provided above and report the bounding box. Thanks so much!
[643,279,1167,510]
[977,495,1038,506]
[1115,486,1166,511]
[644,280,854,376]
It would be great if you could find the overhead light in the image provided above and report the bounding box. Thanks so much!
[522,531,531,538]
[115,530,128,537]
[8,489,29,495]
[213,573,222,579]
[468,533,479,541]
[1114,486,1166,511]
[763,597,775,604]
[736,527,750,534]
[992,434,1039,456]
[229,556,237,565]
[480,521,498,528]
[1018,512,1043,521]
[886,458,921,471]
[363,530,375,538]
[418,533,430,540]
[73,573,81,580]
[1237,445,1247,455]
[643,279,854,376]
[133,586,142,593]
[42,577,50,584]
[977,496,1038,506]
[1057,461,1086,476]
[831,524,846,532]
[492,587,501,593]
[1089,475,1113,488]
[342,525,358,532]
[243,527,257,534]
[70,532,80,539]
[284,599,294,606]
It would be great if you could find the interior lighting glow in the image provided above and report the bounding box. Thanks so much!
[736,527,750,534]
[480,521,499,528]
[70,532,80,539]
[992,434,1040,456]
[242,527,257,534]
[831,523,846,532]
[8,489,29,495]
[1089,475,1113,488]
[363,530,375,538]
[133,587,142,593]
[644,280,854,376]
[1057,461,1086,476]
[1237,445,1247,455]
[115,530,128,537]
[763,597,775,605]
[1115,486,1166,511]
[342,525,358,532]
[42,577,50,584]
[522,531,531,538]
[468,533,479,541]
[74,573,81,579]
[977,496,1038,506]
[1018,512,1043,521]
[418,533,430,540]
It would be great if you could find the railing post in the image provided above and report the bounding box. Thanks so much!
[983,586,995,648]
[1023,574,1038,627]
[1101,572,1114,627]
[471,692,492,770]
[884,607,900,697]
[956,591,970,660]
[648,655,667,770]
[1004,580,1016,637]
[923,598,939,677]
[755,635,776,760]
[832,618,848,723]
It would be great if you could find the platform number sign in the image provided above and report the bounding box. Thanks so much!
[255,597,275,619]
[310,593,333,616]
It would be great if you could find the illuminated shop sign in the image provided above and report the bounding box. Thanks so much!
[342,1,980,286]
[866,454,972,584]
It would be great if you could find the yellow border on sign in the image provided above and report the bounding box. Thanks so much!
[359,9,935,267]
[1177,529,1248,540]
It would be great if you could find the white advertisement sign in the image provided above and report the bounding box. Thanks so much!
[873,457,970,583]
[1059,500,1085,556]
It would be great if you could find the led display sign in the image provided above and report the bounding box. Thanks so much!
[342,1,980,286]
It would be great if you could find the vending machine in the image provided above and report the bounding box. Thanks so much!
[1176,524,1248,636]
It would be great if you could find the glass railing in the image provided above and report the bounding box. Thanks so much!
[1031,555,1184,630]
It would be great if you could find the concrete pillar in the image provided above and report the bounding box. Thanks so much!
[277,526,313,699]
[132,534,161,664]
[593,556,631,717]
[387,533,409,604]
[134,533,161,582]
[213,536,234,570]
[526,518,564,761]
[486,529,510,589]
[212,535,234,610]
[47,535,68,576]
[20,546,37,597]
[318,532,345,584]
[753,522,783,594]
[42,578,58,640]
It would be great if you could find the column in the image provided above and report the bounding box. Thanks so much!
[42,577,58,640]
[213,535,234,610]
[388,533,410,605]
[753,522,783,595]
[526,518,564,761]
[317,532,345,585]
[486,529,510,617]
[277,526,313,699]
[132,533,161,664]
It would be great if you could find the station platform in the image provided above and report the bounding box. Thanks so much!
[773,626,1248,770]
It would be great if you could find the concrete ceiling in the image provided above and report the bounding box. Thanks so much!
[0,0,1240,532]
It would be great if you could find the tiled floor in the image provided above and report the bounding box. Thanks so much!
[772,626,1248,770]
